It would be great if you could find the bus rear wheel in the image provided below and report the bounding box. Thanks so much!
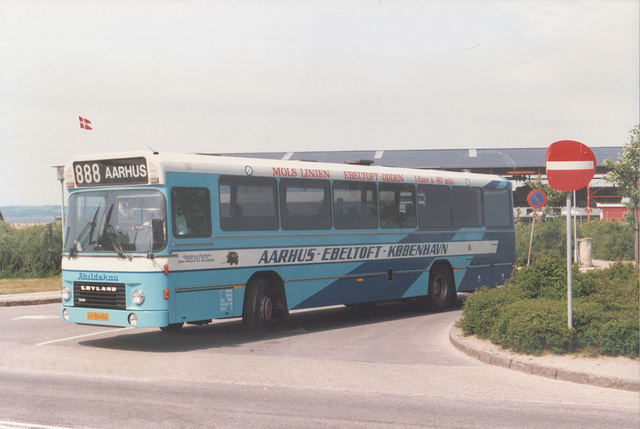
[243,277,275,335]
[428,266,456,311]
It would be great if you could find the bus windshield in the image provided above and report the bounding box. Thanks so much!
[64,190,166,255]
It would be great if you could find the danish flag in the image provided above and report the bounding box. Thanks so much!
[78,116,92,130]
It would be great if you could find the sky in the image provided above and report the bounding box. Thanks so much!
[0,0,638,206]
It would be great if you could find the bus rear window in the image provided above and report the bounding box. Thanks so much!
[483,188,512,227]
[219,176,278,231]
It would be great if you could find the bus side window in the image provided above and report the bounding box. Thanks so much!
[379,183,416,229]
[451,186,482,227]
[483,188,512,227]
[171,187,212,238]
[280,179,331,230]
[417,184,451,228]
[333,181,378,229]
[219,176,278,231]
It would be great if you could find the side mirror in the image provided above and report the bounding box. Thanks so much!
[151,219,166,251]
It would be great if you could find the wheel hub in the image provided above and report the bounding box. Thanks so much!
[260,295,273,322]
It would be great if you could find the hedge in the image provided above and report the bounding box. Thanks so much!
[0,222,62,278]
[459,257,639,358]
[516,218,634,265]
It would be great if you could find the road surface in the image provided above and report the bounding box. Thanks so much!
[0,301,638,428]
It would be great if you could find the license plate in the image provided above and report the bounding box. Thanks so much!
[87,312,109,322]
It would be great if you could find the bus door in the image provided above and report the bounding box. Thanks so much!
[166,173,234,323]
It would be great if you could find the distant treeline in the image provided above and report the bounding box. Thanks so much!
[0,205,62,224]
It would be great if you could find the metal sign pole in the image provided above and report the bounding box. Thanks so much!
[54,166,66,246]
[566,192,573,329]
[573,190,578,263]
[527,214,535,267]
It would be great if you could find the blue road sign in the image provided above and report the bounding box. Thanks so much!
[527,190,547,209]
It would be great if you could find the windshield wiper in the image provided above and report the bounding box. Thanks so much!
[102,205,125,259]
[69,205,100,257]
[104,224,125,258]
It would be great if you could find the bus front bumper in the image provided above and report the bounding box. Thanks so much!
[61,306,169,328]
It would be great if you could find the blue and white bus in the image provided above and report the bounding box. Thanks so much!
[60,151,515,332]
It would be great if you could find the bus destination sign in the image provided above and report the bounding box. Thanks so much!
[73,157,148,187]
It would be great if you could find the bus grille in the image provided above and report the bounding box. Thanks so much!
[74,282,126,310]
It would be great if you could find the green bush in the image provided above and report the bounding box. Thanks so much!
[579,220,634,261]
[598,319,639,357]
[0,222,61,278]
[507,255,566,300]
[460,259,639,358]
[515,219,566,265]
[489,299,573,355]
[458,286,516,339]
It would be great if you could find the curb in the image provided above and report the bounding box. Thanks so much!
[449,324,640,393]
[0,293,61,307]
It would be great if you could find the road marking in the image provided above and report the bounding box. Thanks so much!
[11,315,59,321]
[36,327,134,346]
[0,421,71,429]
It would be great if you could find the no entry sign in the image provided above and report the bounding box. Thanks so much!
[527,189,547,209]
[546,139,596,329]
[546,140,596,192]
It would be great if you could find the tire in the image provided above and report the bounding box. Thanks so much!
[159,322,184,333]
[428,265,456,311]
[243,277,275,335]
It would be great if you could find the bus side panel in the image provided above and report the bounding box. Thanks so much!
[340,271,428,305]
[291,256,430,309]
[456,265,494,292]
[276,262,343,310]
[174,288,234,323]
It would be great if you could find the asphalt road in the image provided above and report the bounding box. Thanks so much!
[1,301,638,428]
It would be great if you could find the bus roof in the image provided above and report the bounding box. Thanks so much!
[65,151,509,189]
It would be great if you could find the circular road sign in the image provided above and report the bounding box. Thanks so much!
[545,140,596,192]
[527,189,547,209]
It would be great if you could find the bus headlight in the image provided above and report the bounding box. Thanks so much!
[61,286,71,301]
[128,313,138,326]
[62,308,69,321]
[132,289,145,305]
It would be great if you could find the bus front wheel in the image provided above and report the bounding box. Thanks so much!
[160,322,184,333]
[428,266,456,311]
[243,277,275,334]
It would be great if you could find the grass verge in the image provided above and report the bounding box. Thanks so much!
[0,277,61,295]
